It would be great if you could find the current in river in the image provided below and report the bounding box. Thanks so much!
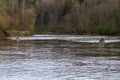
[0,35,120,80]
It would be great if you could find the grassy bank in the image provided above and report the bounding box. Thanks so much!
[0,30,31,39]
[7,30,30,36]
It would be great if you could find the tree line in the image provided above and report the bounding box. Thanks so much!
[34,0,120,35]
[0,0,35,36]
[0,0,120,36]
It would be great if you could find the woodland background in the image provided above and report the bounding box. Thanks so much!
[0,0,120,36]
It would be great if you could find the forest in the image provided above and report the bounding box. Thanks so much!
[0,0,120,37]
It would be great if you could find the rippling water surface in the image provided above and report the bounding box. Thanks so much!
[0,35,120,80]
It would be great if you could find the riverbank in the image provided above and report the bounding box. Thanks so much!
[0,30,31,39]
[36,31,120,36]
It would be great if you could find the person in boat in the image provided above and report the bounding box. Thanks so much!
[16,36,20,42]
[99,37,105,47]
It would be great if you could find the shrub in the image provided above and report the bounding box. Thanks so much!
[96,23,117,35]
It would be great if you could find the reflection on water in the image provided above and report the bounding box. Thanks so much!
[0,35,120,80]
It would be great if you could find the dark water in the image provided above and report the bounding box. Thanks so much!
[0,35,120,80]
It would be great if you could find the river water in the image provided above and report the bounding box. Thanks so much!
[0,35,120,80]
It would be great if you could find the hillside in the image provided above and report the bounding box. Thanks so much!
[0,0,120,36]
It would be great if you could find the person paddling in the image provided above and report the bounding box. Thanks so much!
[16,36,20,42]
[99,37,105,47]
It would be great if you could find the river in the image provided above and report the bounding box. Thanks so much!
[0,35,120,80]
